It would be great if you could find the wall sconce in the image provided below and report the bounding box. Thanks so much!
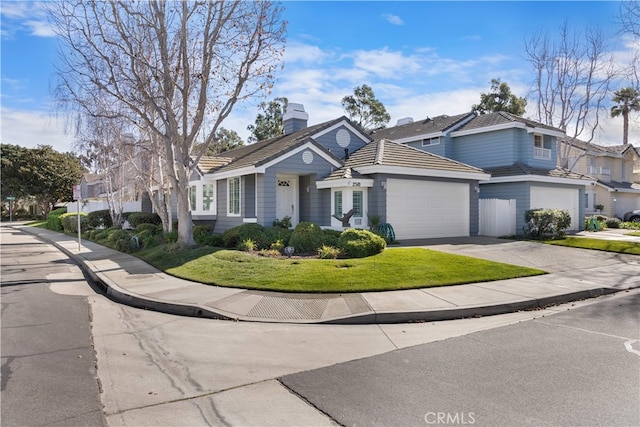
[474,185,480,193]
[306,186,310,193]
[381,181,386,189]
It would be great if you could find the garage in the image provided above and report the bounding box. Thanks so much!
[386,179,470,239]
[530,186,579,230]
[613,193,640,219]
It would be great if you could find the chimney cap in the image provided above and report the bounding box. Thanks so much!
[283,103,309,121]
[396,117,414,126]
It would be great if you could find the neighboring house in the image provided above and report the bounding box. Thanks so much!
[561,138,640,218]
[372,112,595,233]
[79,173,106,200]
[186,104,490,240]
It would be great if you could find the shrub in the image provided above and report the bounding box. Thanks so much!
[273,216,292,229]
[137,229,164,248]
[87,209,113,229]
[318,245,340,259]
[338,228,386,258]
[265,227,292,247]
[621,221,640,230]
[523,209,571,239]
[259,248,282,257]
[127,212,162,227]
[321,229,341,247]
[222,223,269,249]
[164,230,178,243]
[289,222,324,254]
[136,223,162,234]
[238,238,256,252]
[605,217,621,229]
[193,225,213,244]
[61,212,89,234]
[46,207,67,231]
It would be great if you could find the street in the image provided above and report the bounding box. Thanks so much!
[1,226,104,426]
[2,225,639,426]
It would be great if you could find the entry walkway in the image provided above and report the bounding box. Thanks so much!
[16,225,640,324]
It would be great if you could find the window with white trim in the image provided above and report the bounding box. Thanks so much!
[228,177,240,216]
[334,191,343,217]
[533,134,551,160]
[422,137,440,147]
[202,183,215,211]
[352,191,363,218]
[188,185,197,211]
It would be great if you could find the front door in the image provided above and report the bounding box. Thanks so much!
[276,175,298,227]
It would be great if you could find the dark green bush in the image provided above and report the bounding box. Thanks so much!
[164,230,178,243]
[321,229,341,247]
[265,227,292,247]
[127,212,162,227]
[61,213,89,234]
[289,222,324,254]
[136,223,162,234]
[338,228,386,258]
[137,229,164,248]
[523,209,571,239]
[222,223,270,249]
[46,207,67,231]
[193,225,213,245]
[87,209,113,229]
[605,217,621,228]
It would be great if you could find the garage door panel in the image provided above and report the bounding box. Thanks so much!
[387,179,469,239]
[530,186,579,230]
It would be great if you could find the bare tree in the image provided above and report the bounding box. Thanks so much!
[619,0,640,40]
[50,1,286,247]
[525,22,616,167]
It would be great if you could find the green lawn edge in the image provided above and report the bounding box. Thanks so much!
[545,237,640,255]
[135,244,546,293]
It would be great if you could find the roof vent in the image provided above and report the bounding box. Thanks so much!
[396,117,414,126]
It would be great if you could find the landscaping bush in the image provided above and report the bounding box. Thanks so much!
[338,228,386,258]
[193,225,222,246]
[137,229,164,248]
[272,216,292,229]
[127,212,162,227]
[87,209,113,229]
[222,223,269,249]
[289,221,324,254]
[136,223,162,234]
[61,212,89,234]
[584,215,606,232]
[164,230,178,243]
[621,221,640,230]
[605,217,621,229]
[318,244,340,259]
[46,207,67,231]
[238,238,256,252]
[321,229,341,247]
[523,209,571,239]
[265,227,292,247]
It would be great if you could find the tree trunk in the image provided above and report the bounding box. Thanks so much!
[623,111,629,145]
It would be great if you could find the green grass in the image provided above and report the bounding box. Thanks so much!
[546,237,640,255]
[627,231,640,237]
[135,244,546,293]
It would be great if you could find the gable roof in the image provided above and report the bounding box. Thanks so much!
[561,137,640,157]
[197,116,365,176]
[369,113,473,141]
[454,111,564,135]
[323,139,488,181]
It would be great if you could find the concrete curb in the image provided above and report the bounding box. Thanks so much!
[19,225,634,325]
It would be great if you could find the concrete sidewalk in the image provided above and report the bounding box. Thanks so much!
[14,225,640,324]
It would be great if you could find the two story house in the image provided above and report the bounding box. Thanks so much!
[372,112,595,234]
[561,138,640,218]
[186,104,490,240]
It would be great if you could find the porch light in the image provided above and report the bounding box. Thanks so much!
[284,246,295,258]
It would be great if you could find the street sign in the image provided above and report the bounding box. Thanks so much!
[73,185,81,201]
[6,196,15,200]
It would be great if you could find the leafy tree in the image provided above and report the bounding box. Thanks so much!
[247,97,288,143]
[49,0,286,247]
[611,87,640,145]
[0,144,85,216]
[471,79,527,116]
[341,85,390,130]
[210,128,244,154]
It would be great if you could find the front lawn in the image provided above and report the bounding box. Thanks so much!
[136,244,546,293]
[546,237,640,255]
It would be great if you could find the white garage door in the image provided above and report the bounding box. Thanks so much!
[614,194,640,219]
[386,179,470,239]
[530,186,579,230]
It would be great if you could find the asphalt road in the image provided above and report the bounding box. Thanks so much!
[1,226,105,427]
[281,291,640,427]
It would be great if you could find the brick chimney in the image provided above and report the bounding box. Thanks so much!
[283,103,308,135]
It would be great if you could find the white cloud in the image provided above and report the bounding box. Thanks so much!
[1,107,74,153]
[283,41,328,64]
[1,1,54,38]
[382,14,403,26]
[352,48,422,79]
[25,19,56,37]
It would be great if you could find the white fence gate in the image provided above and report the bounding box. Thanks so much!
[479,199,516,237]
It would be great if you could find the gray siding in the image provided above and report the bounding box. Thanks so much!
[405,139,447,157]
[213,178,244,232]
[314,126,369,159]
[453,129,518,168]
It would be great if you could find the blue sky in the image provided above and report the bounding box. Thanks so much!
[1,1,637,153]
